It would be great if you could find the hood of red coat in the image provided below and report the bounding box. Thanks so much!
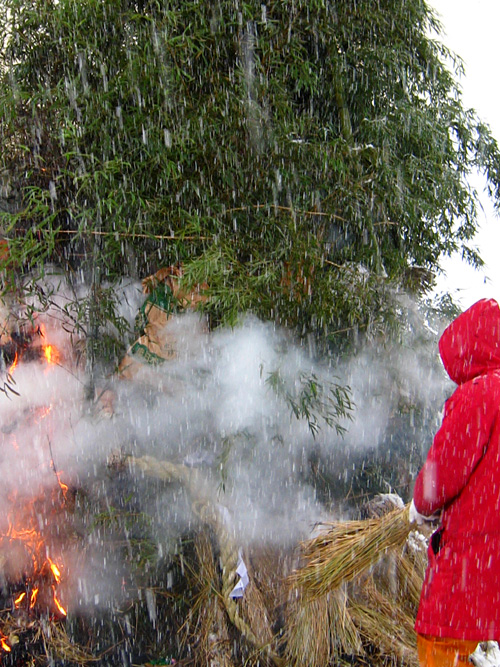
[439,298,500,384]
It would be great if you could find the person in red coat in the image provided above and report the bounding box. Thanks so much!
[412,298,500,666]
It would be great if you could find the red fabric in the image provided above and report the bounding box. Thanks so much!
[414,298,500,640]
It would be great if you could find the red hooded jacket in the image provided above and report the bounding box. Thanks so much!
[414,298,500,640]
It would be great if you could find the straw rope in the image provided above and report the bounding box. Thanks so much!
[127,455,283,666]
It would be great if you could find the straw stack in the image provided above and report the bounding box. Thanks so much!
[283,585,363,667]
[290,503,412,599]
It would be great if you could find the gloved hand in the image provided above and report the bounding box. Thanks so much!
[409,499,441,526]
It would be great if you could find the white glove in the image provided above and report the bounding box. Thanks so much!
[469,641,500,667]
[409,499,441,525]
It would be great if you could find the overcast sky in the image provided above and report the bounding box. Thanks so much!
[429,0,500,308]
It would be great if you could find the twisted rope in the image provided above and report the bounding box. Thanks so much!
[127,455,283,665]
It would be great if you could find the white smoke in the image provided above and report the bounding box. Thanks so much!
[0,276,451,611]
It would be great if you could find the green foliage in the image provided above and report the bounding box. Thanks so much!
[266,369,353,438]
[0,0,498,357]
[17,274,131,369]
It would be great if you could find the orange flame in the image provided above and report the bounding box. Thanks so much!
[53,589,67,617]
[43,344,60,365]
[14,592,26,608]
[3,468,69,618]
[8,352,18,375]
[29,588,39,609]
[48,558,62,584]
[55,471,68,501]
[34,405,53,423]
[0,634,10,652]
[7,523,38,543]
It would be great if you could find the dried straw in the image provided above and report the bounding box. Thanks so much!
[182,529,235,667]
[328,586,363,657]
[349,577,419,667]
[0,614,99,665]
[395,547,426,614]
[283,593,331,667]
[290,503,411,599]
[283,584,362,666]
[41,622,99,665]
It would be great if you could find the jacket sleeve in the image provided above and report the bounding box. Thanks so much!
[413,376,496,516]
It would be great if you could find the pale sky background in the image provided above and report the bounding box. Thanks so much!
[429,0,500,308]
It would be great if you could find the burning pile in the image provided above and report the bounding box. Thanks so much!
[0,281,429,667]
[0,315,73,662]
[0,316,61,396]
[1,490,68,622]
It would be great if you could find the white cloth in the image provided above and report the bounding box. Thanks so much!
[409,499,440,525]
[229,552,249,599]
[470,642,500,667]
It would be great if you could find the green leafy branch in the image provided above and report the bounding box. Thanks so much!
[266,369,353,438]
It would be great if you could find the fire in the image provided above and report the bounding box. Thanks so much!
[0,634,10,652]
[48,558,62,583]
[4,532,68,618]
[34,405,53,423]
[29,588,38,609]
[54,471,68,501]
[39,323,61,366]
[43,344,60,365]
[0,325,69,659]
[13,592,26,608]
[7,523,40,545]
[8,351,18,375]
[2,493,69,622]
[53,590,67,617]
[1,321,61,376]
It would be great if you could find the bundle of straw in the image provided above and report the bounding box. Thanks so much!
[284,585,363,667]
[350,601,419,667]
[181,530,235,667]
[290,503,412,599]
[283,594,332,667]
[395,548,427,614]
[350,577,419,667]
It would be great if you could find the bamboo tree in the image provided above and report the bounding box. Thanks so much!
[0,0,499,359]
